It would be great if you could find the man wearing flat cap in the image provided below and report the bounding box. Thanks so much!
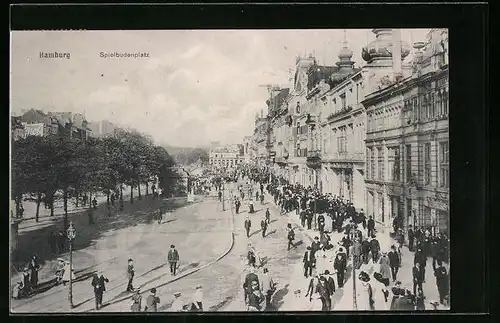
[168,245,180,276]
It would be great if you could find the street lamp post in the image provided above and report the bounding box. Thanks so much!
[351,228,358,310]
[66,222,76,309]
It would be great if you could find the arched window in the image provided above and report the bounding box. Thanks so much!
[296,102,301,114]
[296,142,301,157]
[297,121,301,135]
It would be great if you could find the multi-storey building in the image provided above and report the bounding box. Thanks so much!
[209,144,245,169]
[252,111,271,167]
[87,120,116,138]
[363,28,449,234]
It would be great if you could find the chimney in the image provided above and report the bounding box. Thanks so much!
[392,29,402,81]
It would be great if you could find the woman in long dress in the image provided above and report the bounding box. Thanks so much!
[62,261,75,285]
[356,271,375,311]
[247,243,262,268]
[378,252,392,282]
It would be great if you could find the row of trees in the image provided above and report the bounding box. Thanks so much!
[11,129,176,226]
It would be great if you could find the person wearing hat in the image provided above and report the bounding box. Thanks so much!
[408,225,415,252]
[367,215,375,238]
[357,271,375,311]
[390,281,404,310]
[144,288,160,312]
[168,245,180,276]
[323,270,336,297]
[334,248,347,288]
[286,223,295,251]
[259,268,275,310]
[244,216,252,238]
[27,255,40,291]
[62,260,74,286]
[190,284,204,312]
[247,280,265,311]
[170,292,185,312]
[91,271,109,310]
[243,266,260,305]
[369,235,381,263]
[316,276,332,311]
[388,245,401,282]
[126,259,135,292]
[412,262,425,298]
[379,251,391,282]
[303,246,314,278]
[260,215,268,238]
[130,288,142,312]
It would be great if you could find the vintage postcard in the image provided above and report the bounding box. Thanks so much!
[10,28,449,313]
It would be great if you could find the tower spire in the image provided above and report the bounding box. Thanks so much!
[343,29,347,45]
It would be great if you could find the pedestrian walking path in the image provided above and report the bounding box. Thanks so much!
[11,196,218,313]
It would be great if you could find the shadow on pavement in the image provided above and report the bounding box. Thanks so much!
[272,283,290,310]
[11,197,192,291]
[265,229,277,237]
[209,295,235,312]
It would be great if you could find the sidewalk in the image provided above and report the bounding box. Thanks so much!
[11,196,228,313]
[10,195,192,293]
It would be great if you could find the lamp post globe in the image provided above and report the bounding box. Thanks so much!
[67,222,76,241]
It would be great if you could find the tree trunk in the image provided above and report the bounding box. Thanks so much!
[15,196,21,218]
[89,192,92,208]
[146,182,149,197]
[50,193,55,217]
[130,185,134,204]
[138,182,142,200]
[63,189,69,229]
[35,193,42,223]
[120,185,124,211]
[107,191,110,205]
[75,191,79,208]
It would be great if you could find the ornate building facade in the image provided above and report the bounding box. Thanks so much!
[363,28,449,233]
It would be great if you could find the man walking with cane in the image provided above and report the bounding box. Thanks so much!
[168,245,180,276]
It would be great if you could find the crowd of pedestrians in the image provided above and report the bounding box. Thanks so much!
[234,165,450,311]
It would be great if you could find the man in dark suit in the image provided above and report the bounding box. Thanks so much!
[367,216,375,238]
[311,237,321,257]
[260,217,268,238]
[168,245,180,276]
[412,262,425,296]
[303,246,314,278]
[91,271,109,310]
[408,225,415,252]
[244,217,252,238]
[388,245,401,282]
[243,267,260,304]
[334,251,347,288]
[324,270,336,296]
[370,236,381,263]
[317,214,325,234]
[126,259,135,292]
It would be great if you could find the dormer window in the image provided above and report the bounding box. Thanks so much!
[296,102,300,114]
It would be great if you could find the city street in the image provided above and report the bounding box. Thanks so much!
[11,194,233,313]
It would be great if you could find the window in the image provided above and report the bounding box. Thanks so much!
[340,93,346,109]
[371,148,376,180]
[429,93,436,119]
[338,126,347,153]
[439,141,449,188]
[296,102,300,114]
[388,146,401,182]
[366,148,371,179]
[405,144,412,182]
[443,90,449,116]
[407,198,412,220]
[424,143,431,185]
[297,121,301,135]
[378,147,384,180]
[436,92,442,116]
[420,95,426,120]
[296,143,301,157]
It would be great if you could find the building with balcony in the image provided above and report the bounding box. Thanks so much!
[363,28,449,234]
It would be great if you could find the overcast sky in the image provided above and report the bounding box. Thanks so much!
[10,29,430,147]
